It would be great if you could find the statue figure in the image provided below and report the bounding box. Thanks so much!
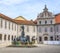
[20,25,26,43]
[21,25,25,37]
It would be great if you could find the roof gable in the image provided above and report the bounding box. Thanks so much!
[15,16,27,21]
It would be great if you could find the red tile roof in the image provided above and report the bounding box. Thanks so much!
[33,20,37,24]
[0,13,17,23]
[14,20,36,25]
[55,13,60,24]
[0,13,36,25]
[1,13,60,25]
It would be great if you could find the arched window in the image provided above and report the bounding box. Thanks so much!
[44,37,48,41]
[39,37,42,41]
[8,35,10,40]
[4,35,6,40]
[0,34,2,40]
[12,36,13,40]
[45,21,47,24]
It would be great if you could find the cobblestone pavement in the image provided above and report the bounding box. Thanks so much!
[0,45,60,53]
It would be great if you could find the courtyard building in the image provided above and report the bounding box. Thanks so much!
[0,5,60,47]
[36,5,60,44]
[0,14,37,47]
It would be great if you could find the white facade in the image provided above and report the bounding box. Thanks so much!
[17,25,37,41]
[37,5,60,44]
[0,15,37,47]
[0,18,18,47]
[0,5,60,47]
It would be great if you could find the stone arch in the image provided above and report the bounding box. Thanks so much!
[44,36,48,41]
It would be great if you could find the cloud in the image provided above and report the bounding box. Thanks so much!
[0,0,60,20]
[0,0,29,5]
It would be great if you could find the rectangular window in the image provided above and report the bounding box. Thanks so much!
[0,18,1,27]
[27,26,29,32]
[12,36,13,40]
[9,22,10,29]
[56,26,58,32]
[45,27,47,32]
[45,21,47,24]
[50,27,53,32]
[39,21,41,24]
[0,18,3,28]
[20,26,21,31]
[14,24,16,31]
[57,35,59,41]
[39,37,42,41]
[5,20,7,29]
[50,20,52,24]
[50,36,53,41]
[33,26,35,32]
[4,35,6,40]
[0,34,2,40]
[8,35,10,40]
[39,27,41,32]
[12,23,13,30]
[15,24,16,31]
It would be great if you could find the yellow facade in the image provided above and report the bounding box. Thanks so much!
[15,16,26,20]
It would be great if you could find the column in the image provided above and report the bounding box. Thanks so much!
[2,34,4,42]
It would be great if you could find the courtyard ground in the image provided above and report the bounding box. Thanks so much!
[0,44,60,53]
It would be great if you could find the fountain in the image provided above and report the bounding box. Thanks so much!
[19,25,26,43]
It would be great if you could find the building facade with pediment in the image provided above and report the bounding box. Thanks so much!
[0,5,60,47]
[36,5,60,44]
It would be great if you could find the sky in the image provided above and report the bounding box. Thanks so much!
[0,0,60,20]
